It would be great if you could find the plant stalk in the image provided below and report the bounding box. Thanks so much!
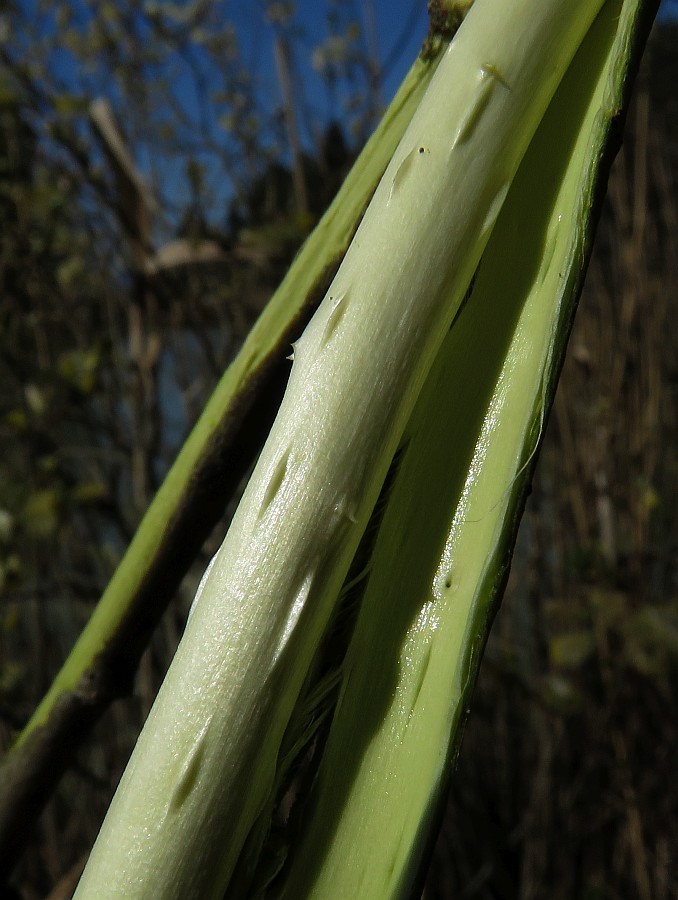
[278,2,658,895]
[75,1,605,896]
[0,32,450,879]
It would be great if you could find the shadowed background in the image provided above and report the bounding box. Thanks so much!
[0,2,675,897]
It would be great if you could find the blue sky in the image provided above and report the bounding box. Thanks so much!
[175,0,678,228]
[238,0,677,112]
[227,0,677,155]
[230,0,431,113]
[15,0,675,230]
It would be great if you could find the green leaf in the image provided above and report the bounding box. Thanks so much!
[57,348,100,394]
[53,93,89,117]
[21,489,60,538]
[549,631,596,669]
[0,661,23,699]
[0,510,14,544]
[73,482,109,504]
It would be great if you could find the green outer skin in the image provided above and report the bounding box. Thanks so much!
[279,2,655,898]
[74,2,605,898]
[11,52,443,750]
[0,44,443,881]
